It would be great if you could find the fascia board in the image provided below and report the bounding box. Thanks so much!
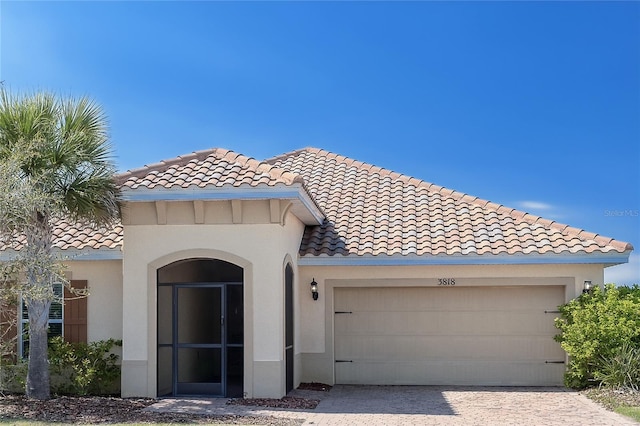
[0,248,123,261]
[121,184,324,225]
[298,251,632,266]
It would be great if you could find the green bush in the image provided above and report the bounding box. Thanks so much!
[0,360,27,393]
[0,338,121,395]
[554,284,640,389]
[595,342,640,390]
[48,337,122,395]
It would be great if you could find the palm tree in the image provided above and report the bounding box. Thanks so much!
[0,88,120,400]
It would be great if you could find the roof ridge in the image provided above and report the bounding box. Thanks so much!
[116,148,223,180]
[269,147,634,252]
[118,147,306,187]
[264,146,320,164]
[241,153,305,185]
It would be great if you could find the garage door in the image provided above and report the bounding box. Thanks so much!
[334,286,565,386]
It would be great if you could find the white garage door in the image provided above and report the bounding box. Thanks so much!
[334,286,566,386]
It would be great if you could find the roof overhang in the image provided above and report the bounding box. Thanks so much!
[298,250,633,266]
[120,183,324,225]
[1,249,631,265]
[0,247,123,261]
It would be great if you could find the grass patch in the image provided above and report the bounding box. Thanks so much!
[583,387,640,423]
[615,406,640,422]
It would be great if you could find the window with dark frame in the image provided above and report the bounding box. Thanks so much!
[18,282,64,358]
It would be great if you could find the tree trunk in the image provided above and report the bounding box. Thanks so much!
[24,211,53,400]
[26,298,51,400]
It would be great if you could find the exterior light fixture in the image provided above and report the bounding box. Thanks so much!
[583,280,592,294]
[310,278,319,301]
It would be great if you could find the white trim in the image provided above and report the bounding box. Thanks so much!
[121,185,296,201]
[0,248,123,261]
[2,249,630,266]
[297,251,632,266]
[120,184,325,225]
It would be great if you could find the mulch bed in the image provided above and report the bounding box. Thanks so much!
[227,383,332,410]
[227,396,319,410]
[0,384,332,424]
[296,382,332,392]
[0,394,303,425]
[582,387,640,411]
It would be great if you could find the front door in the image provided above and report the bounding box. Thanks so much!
[158,280,243,397]
[176,285,223,395]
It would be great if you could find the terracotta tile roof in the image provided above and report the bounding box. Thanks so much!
[2,220,123,252]
[1,148,306,254]
[267,147,633,257]
[118,148,304,190]
[1,146,632,259]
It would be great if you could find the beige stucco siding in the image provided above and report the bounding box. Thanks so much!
[120,203,305,398]
[65,260,123,343]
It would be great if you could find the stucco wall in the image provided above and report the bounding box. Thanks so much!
[120,200,305,398]
[65,260,123,343]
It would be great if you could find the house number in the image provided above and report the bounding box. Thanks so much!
[438,278,456,286]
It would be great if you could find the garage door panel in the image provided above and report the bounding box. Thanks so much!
[334,286,565,386]
[335,335,565,361]
[335,287,564,312]
[336,311,558,336]
[336,359,566,386]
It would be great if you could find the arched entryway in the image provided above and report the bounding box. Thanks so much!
[157,258,243,397]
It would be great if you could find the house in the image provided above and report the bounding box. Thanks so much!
[0,147,633,398]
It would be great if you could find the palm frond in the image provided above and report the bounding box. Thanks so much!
[59,164,121,226]
[56,96,111,167]
[0,88,121,229]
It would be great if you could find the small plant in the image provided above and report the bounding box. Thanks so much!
[48,337,121,395]
[595,342,640,391]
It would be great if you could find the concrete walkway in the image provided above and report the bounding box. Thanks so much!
[147,385,637,425]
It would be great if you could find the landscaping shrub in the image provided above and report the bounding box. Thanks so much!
[48,337,122,395]
[554,284,640,389]
[0,360,27,393]
[0,338,121,395]
[595,342,640,391]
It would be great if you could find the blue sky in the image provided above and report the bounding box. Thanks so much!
[1,1,638,284]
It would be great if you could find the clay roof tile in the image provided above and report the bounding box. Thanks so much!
[266,147,632,258]
[4,147,631,259]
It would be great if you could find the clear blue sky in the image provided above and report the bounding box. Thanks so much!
[1,1,638,284]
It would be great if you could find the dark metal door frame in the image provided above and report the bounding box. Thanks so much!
[174,283,224,396]
[158,281,243,397]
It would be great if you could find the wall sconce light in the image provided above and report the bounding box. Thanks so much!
[583,280,592,294]
[310,278,319,301]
